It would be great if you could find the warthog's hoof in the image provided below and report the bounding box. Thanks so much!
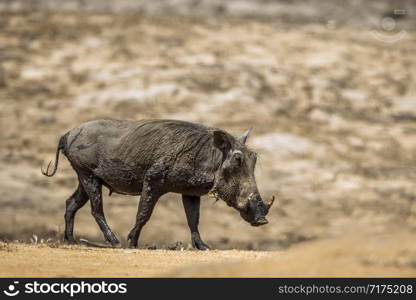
[127,233,138,249]
[111,242,122,248]
[106,232,120,246]
[108,238,120,247]
[64,237,77,245]
[193,239,211,250]
[127,244,138,249]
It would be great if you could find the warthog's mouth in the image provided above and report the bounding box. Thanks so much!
[250,218,269,227]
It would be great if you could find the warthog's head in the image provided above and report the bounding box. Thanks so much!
[211,129,275,226]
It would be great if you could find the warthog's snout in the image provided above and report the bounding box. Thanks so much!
[251,217,269,226]
[238,195,275,226]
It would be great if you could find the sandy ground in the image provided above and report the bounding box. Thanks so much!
[1,231,415,277]
[0,243,270,277]
[172,232,416,277]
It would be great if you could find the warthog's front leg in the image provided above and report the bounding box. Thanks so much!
[79,172,120,246]
[182,195,210,250]
[127,180,164,248]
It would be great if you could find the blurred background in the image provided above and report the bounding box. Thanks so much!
[0,0,415,252]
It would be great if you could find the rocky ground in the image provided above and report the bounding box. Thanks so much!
[0,7,415,276]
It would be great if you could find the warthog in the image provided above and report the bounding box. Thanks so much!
[42,119,275,249]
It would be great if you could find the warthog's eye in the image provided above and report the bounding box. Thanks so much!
[233,151,243,166]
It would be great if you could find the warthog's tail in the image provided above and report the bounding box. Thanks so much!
[79,238,121,249]
[41,133,68,177]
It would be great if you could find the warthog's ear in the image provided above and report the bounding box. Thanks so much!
[213,130,232,152]
[238,129,252,145]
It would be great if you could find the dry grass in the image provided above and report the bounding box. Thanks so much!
[0,242,16,252]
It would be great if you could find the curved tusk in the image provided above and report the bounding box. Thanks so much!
[237,202,246,209]
[266,195,275,207]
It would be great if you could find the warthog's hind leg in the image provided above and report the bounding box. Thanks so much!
[182,195,210,250]
[64,182,89,244]
[79,172,120,246]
